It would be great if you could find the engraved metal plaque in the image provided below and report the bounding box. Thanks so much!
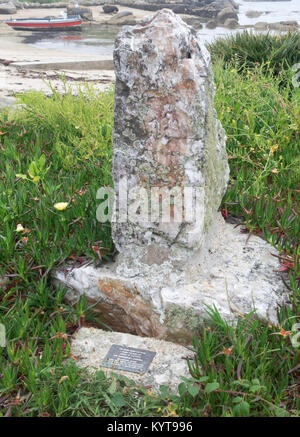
[101,344,156,374]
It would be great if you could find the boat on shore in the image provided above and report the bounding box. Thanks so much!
[5,15,82,31]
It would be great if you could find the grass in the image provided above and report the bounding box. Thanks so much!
[214,61,300,270]
[0,35,299,416]
[208,31,300,78]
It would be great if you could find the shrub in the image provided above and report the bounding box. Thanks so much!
[213,60,300,254]
[208,31,300,79]
[15,83,114,169]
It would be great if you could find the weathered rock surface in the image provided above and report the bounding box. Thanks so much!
[211,0,239,9]
[67,7,93,21]
[246,10,263,19]
[113,9,229,252]
[14,1,24,9]
[23,1,68,7]
[71,327,192,392]
[224,17,239,28]
[113,10,133,19]
[0,2,16,14]
[254,20,299,31]
[217,6,238,24]
[116,0,238,20]
[103,4,119,14]
[254,21,268,30]
[182,16,203,30]
[206,19,217,29]
[269,21,299,31]
[53,9,288,345]
[107,14,137,25]
[54,215,287,345]
[244,0,291,2]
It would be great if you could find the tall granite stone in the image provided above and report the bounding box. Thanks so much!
[53,9,287,345]
[112,8,229,253]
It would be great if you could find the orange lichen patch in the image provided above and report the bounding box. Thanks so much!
[142,90,165,99]
[143,135,188,187]
[84,295,136,335]
[167,138,188,154]
[98,278,167,339]
[177,79,197,93]
[98,279,137,300]
[164,169,184,188]
[144,94,190,138]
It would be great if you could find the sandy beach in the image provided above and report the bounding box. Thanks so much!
[0,6,153,101]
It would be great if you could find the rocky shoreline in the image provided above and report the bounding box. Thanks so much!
[0,1,299,106]
[1,0,239,22]
[1,0,299,30]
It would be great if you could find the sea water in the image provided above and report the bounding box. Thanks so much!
[27,0,300,54]
[197,0,300,43]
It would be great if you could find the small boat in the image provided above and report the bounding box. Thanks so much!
[6,13,82,31]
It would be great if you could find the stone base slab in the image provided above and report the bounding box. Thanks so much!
[71,327,193,392]
[53,215,287,345]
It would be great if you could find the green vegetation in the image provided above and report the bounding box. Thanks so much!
[214,61,299,255]
[0,33,299,416]
[208,31,300,77]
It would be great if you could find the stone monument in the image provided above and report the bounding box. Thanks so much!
[54,9,287,345]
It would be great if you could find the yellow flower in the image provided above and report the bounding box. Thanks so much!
[271,168,279,174]
[170,410,178,417]
[59,375,69,384]
[16,224,24,232]
[166,404,178,417]
[269,145,279,157]
[54,202,68,211]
